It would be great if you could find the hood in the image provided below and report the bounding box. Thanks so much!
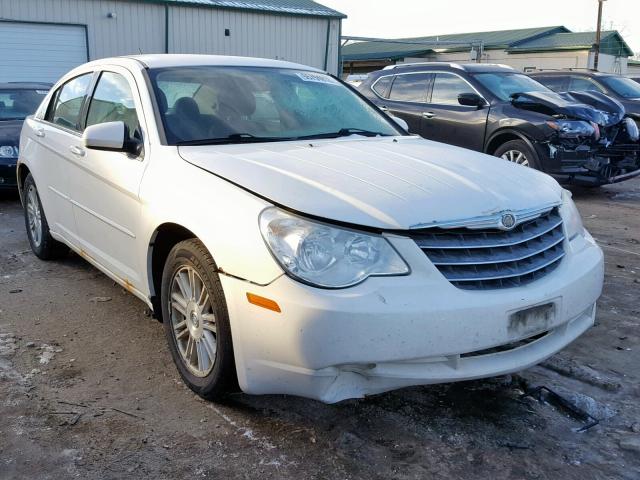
[619,99,640,119]
[0,119,23,145]
[178,136,562,230]
[512,90,624,126]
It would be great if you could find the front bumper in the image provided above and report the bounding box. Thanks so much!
[0,161,18,189]
[539,143,640,186]
[221,232,604,403]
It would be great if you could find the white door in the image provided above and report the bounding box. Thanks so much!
[0,21,88,83]
[30,72,95,243]
[70,67,149,290]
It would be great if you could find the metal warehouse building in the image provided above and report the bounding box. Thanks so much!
[342,26,635,75]
[0,0,345,83]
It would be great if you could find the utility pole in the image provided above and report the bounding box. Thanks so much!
[593,0,606,71]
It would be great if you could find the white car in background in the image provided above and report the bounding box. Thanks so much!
[18,55,603,403]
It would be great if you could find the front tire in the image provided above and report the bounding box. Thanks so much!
[161,239,237,400]
[494,139,541,170]
[23,173,68,260]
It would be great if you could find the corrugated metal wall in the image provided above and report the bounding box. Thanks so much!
[0,0,341,73]
[0,0,165,59]
[167,6,339,73]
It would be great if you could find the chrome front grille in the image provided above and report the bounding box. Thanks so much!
[411,208,565,290]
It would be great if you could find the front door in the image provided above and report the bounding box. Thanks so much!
[420,72,489,151]
[69,67,149,290]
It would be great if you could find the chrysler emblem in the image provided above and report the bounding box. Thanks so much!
[500,212,517,230]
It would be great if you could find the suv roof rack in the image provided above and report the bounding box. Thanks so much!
[531,68,598,72]
[383,62,516,72]
[383,62,465,71]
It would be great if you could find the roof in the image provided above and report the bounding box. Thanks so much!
[528,69,616,78]
[383,62,516,74]
[0,82,52,89]
[93,54,321,71]
[342,26,568,61]
[141,0,346,18]
[508,30,634,57]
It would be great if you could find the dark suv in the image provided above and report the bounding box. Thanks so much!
[0,82,50,190]
[358,63,640,186]
[529,70,640,120]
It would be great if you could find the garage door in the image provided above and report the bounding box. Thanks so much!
[0,21,88,84]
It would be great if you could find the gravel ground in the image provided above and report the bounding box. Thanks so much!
[1,179,639,480]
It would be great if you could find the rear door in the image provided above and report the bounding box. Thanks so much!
[69,67,149,289]
[380,73,432,134]
[420,72,488,151]
[31,72,94,243]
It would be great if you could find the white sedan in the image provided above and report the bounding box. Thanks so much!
[18,55,603,403]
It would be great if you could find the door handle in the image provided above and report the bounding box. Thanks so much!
[422,111,436,119]
[69,146,86,157]
[35,128,45,138]
[380,106,389,112]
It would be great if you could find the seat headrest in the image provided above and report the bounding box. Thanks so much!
[216,77,256,117]
[174,96,201,118]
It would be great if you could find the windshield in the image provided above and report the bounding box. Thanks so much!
[472,73,552,101]
[148,66,400,145]
[600,76,640,99]
[0,88,48,121]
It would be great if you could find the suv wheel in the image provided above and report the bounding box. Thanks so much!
[23,173,69,260]
[494,140,540,169]
[161,239,237,400]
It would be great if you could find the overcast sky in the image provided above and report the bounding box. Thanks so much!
[320,0,640,55]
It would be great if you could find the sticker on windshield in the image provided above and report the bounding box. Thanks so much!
[295,72,339,85]
[36,90,49,95]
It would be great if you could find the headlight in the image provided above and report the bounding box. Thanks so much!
[547,120,595,138]
[623,117,639,141]
[559,190,584,240]
[0,145,18,157]
[259,207,409,288]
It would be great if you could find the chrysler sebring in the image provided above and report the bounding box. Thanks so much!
[17,55,603,403]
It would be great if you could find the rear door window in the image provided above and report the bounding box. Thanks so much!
[532,75,567,92]
[568,76,604,93]
[388,73,431,103]
[430,73,477,105]
[46,74,93,131]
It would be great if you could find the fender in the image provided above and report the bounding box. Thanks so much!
[484,128,538,155]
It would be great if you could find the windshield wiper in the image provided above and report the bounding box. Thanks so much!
[296,128,389,140]
[176,133,295,146]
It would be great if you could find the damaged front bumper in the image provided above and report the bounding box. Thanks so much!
[220,231,603,403]
[540,141,640,186]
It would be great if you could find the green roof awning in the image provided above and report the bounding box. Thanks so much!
[141,0,346,18]
[507,30,634,57]
[342,26,568,61]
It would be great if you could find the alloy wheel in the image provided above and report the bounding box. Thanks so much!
[501,149,530,166]
[169,265,218,377]
[26,185,43,247]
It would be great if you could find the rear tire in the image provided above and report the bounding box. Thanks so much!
[161,238,237,400]
[494,139,541,170]
[23,173,68,260]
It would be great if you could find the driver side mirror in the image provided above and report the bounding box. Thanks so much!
[458,93,486,109]
[83,121,142,156]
